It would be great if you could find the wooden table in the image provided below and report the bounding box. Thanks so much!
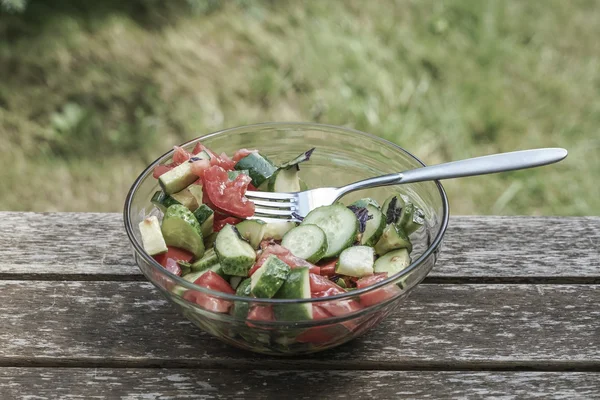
[0,213,598,399]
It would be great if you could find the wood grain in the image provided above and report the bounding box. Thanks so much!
[0,281,597,368]
[0,212,598,279]
[0,369,598,399]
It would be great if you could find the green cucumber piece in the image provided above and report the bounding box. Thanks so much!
[335,245,375,277]
[190,248,219,271]
[215,224,256,276]
[193,204,214,238]
[397,203,425,235]
[232,278,252,319]
[138,216,168,256]
[158,161,198,195]
[228,169,250,180]
[250,255,291,298]
[373,248,411,277]
[263,221,297,240]
[381,194,406,225]
[360,204,385,246]
[374,224,412,256]
[274,267,312,321]
[161,204,205,259]
[281,224,327,263]
[229,276,243,290]
[170,187,199,211]
[187,184,204,205]
[177,260,192,276]
[151,191,181,213]
[301,204,358,258]
[192,150,212,161]
[235,219,266,249]
[268,167,301,192]
[204,232,218,249]
[234,152,277,187]
[350,198,380,209]
[299,179,309,191]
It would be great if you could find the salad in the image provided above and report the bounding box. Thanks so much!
[139,141,425,327]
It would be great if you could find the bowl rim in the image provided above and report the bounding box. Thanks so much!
[123,122,449,304]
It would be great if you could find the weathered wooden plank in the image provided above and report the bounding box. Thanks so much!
[0,281,597,367]
[0,212,598,278]
[0,368,598,399]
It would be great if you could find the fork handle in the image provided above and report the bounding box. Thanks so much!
[338,148,568,195]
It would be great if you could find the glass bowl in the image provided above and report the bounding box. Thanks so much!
[124,122,449,355]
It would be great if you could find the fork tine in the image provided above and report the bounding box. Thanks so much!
[250,198,296,210]
[245,190,296,201]
[247,216,297,223]
[254,208,296,217]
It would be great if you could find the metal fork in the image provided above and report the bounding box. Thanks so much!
[246,148,568,222]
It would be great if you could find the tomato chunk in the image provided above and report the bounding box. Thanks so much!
[183,271,235,313]
[203,165,255,218]
[153,246,195,267]
[233,148,258,162]
[318,259,338,276]
[172,145,192,164]
[250,242,318,276]
[214,216,242,232]
[152,164,174,179]
[356,273,400,307]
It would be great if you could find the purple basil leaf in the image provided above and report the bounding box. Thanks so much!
[385,196,402,224]
[279,147,316,170]
[348,205,373,233]
[292,212,305,222]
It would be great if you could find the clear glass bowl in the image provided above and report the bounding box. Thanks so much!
[124,122,449,355]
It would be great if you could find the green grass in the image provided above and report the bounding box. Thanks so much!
[1,0,598,214]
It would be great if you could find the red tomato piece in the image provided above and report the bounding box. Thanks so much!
[233,148,258,162]
[152,164,174,179]
[296,305,351,344]
[309,273,345,295]
[312,304,333,320]
[192,142,217,159]
[356,273,400,307]
[172,145,192,164]
[211,152,236,171]
[247,305,275,321]
[318,259,338,276]
[190,158,211,181]
[250,242,317,276]
[182,271,235,313]
[164,258,182,276]
[153,246,195,266]
[203,166,255,218]
[214,216,242,232]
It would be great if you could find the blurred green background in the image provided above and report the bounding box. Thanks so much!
[1,0,598,215]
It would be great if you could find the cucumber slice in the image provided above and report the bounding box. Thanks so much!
[193,204,214,238]
[335,245,374,277]
[299,179,309,191]
[274,267,312,321]
[215,224,256,276]
[232,278,252,319]
[235,219,266,249]
[397,203,425,235]
[263,221,297,240]
[187,184,204,205]
[281,224,327,263]
[204,232,217,249]
[374,224,412,256]
[151,191,181,213]
[302,204,358,258]
[170,187,199,211]
[374,248,411,276]
[350,198,380,209]
[268,167,301,192]
[161,204,205,259]
[250,255,291,298]
[138,216,168,256]
[158,162,198,195]
[234,152,278,187]
[190,248,219,271]
[360,204,385,246]
[193,150,212,161]
[229,276,243,290]
[381,194,405,225]
[177,260,192,276]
